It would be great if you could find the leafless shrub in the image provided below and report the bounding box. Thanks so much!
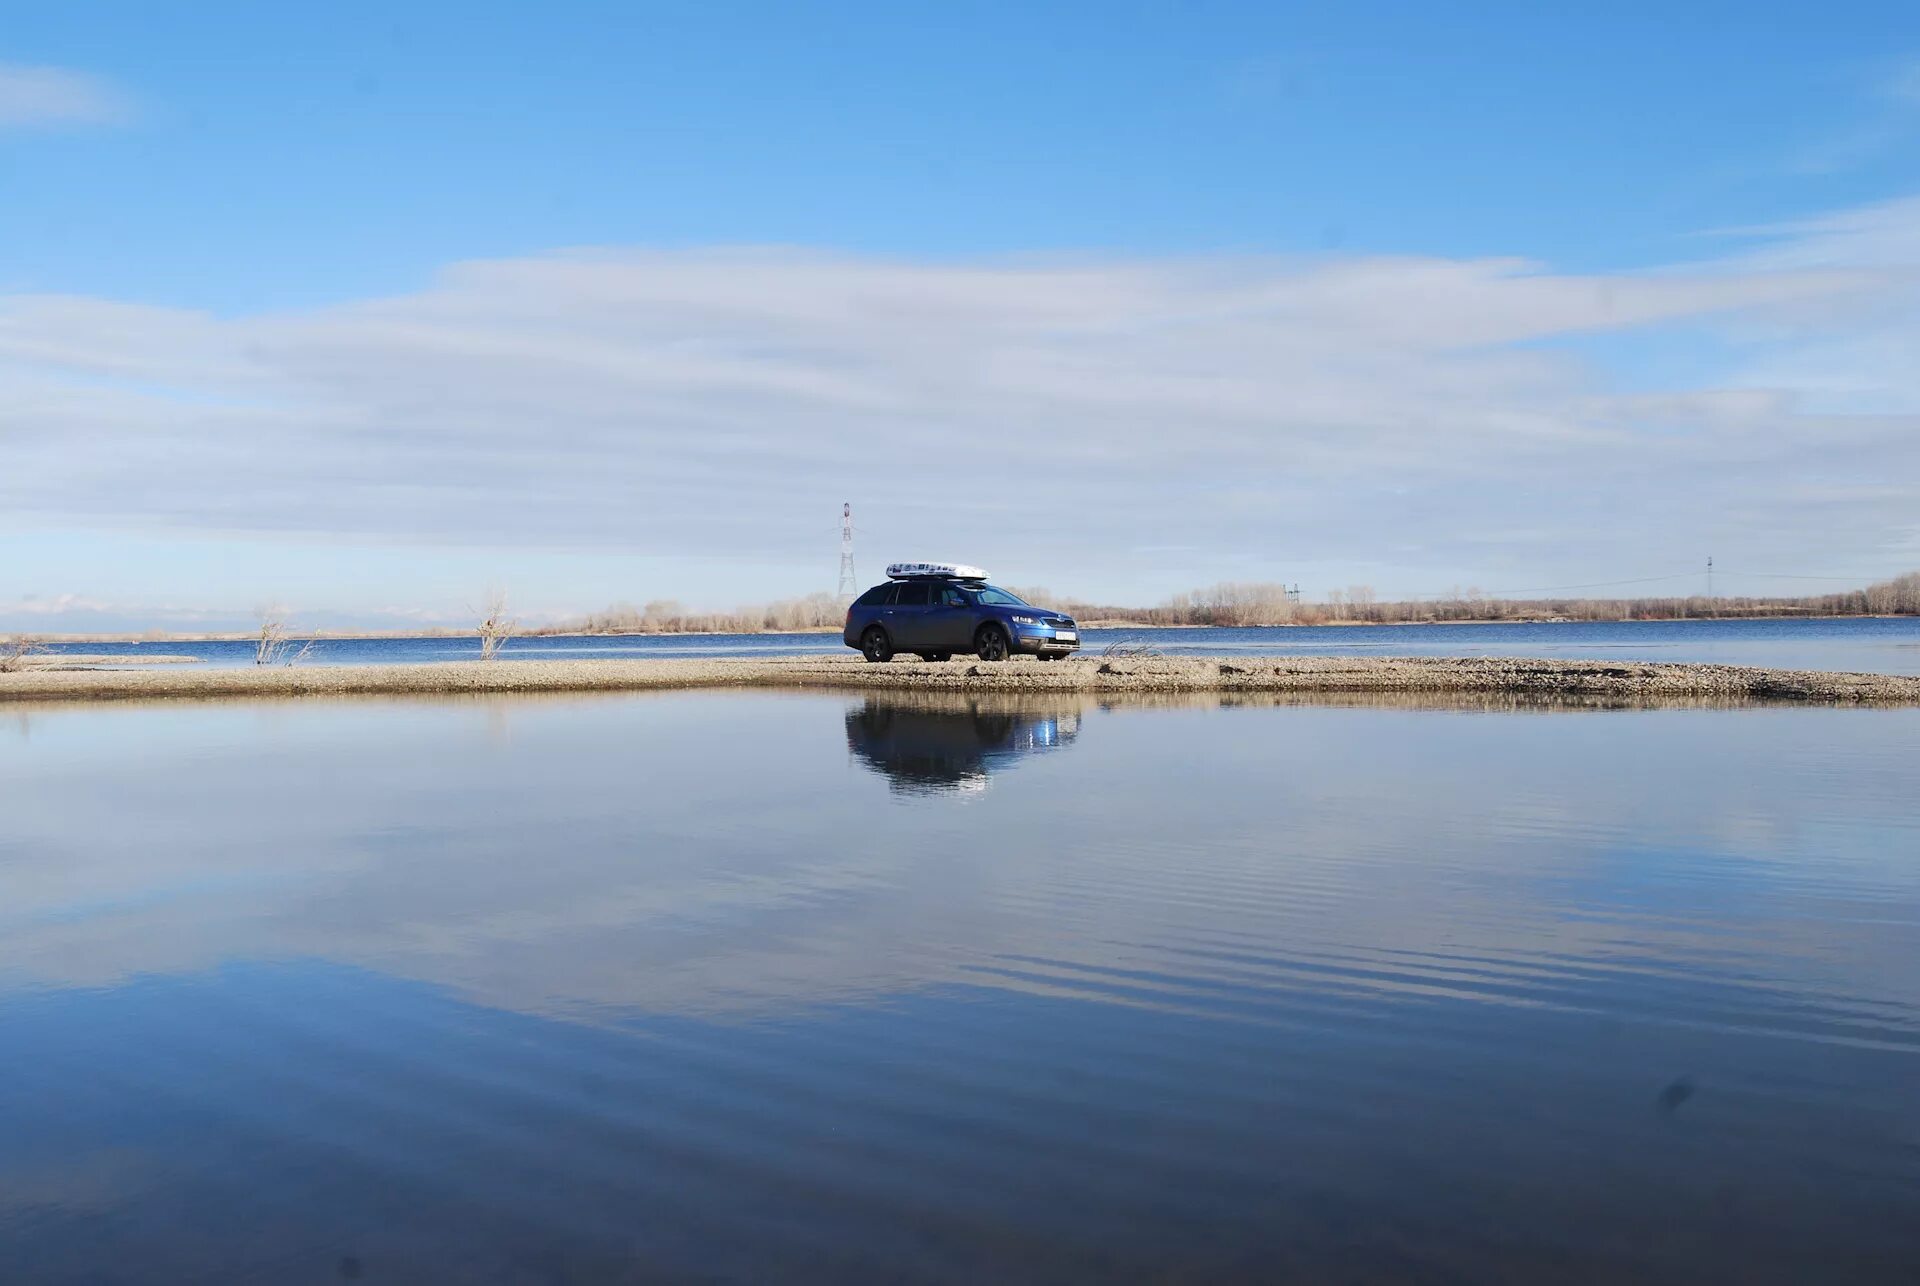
[542,592,843,636]
[0,635,49,672]
[254,611,315,666]
[477,589,517,660]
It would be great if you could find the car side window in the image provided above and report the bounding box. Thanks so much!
[855,585,891,606]
[936,586,966,607]
[894,582,931,607]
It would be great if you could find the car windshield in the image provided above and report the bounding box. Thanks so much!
[971,585,1031,607]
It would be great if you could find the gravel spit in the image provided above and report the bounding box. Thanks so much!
[4,653,1919,704]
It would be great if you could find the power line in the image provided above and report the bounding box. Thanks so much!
[1717,570,1885,581]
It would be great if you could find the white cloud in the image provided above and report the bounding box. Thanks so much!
[9,592,113,616]
[0,62,132,129]
[1720,193,1920,278]
[2,197,1918,611]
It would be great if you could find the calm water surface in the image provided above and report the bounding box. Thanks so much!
[41,615,1920,674]
[2,692,1918,1282]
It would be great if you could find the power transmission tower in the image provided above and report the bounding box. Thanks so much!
[836,503,858,600]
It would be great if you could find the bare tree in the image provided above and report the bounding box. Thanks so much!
[477,589,516,660]
[0,635,48,673]
[254,610,314,666]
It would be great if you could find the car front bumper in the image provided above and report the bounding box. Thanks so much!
[1012,629,1079,654]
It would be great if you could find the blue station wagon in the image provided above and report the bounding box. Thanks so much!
[843,564,1080,662]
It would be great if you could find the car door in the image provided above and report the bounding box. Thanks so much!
[922,583,971,650]
[887,580,931,646]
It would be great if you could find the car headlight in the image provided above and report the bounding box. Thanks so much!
[1010,614,1038,625]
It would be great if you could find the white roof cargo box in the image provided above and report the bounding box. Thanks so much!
[886,562,990,581]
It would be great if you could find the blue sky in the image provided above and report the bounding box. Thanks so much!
[4,2,1920,628]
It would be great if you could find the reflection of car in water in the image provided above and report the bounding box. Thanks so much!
[844,696,1082,794]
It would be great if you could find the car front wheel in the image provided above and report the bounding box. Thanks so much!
[861,627,894,663]
[975,624,1010,662]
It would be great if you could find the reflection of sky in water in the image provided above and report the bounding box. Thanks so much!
[3,692,1919,1281]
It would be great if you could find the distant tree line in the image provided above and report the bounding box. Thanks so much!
[1014,570,1920,627]
[528,570,1918,636]
[528,592,847,636]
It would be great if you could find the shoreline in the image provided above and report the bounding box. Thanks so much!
[12,654,204,667]
[23,612,1918,645]
[5,654,1919,705]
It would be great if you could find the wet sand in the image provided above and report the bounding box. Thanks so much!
[5,653,1920,704]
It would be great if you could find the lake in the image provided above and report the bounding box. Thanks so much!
[3,691,1917,1282]
[39,615,1920,675]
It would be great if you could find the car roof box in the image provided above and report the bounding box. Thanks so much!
[886,562,989,581]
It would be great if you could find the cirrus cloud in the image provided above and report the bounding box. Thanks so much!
[0,62,133,130]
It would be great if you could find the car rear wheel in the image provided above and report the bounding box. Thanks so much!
[861,627,894,663]
[975,624,1010,662]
